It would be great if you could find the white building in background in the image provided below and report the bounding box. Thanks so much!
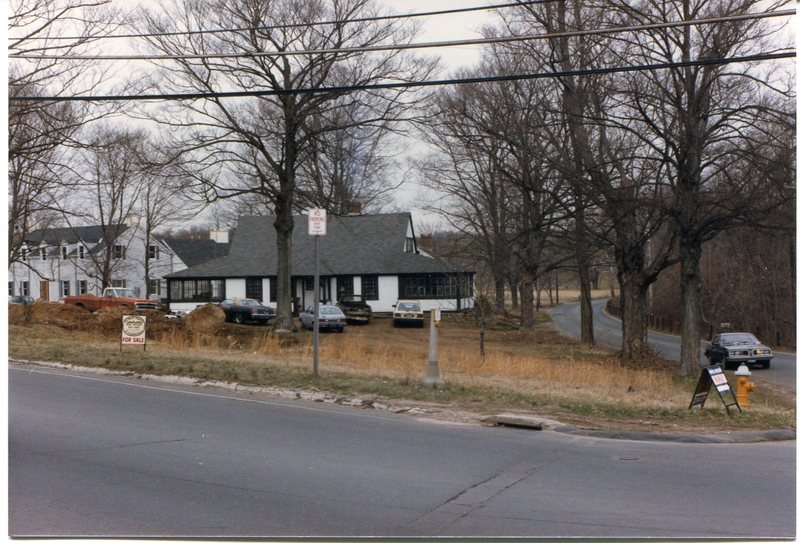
[165,213,475,315]
[8,223,229,302]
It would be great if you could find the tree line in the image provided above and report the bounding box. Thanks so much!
[9,0,795,376]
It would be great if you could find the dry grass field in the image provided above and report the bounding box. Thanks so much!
[8,301,795,433]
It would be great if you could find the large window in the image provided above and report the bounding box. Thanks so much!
[113,245,126,260]
[169,279,225,302]
[336,276,354,300]
[246,278,263,301]
[148,245,159,260]
[399,274,473,299]
[21,281,29,296]
[79,280,88,294]
[361,275,379,300]
[149,279,161,296]
[62,281,70,297]
[269,277,277,303]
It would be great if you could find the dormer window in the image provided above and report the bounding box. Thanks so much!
[40,247,47,261]
[78,246,85,260]
[61,246,69,260]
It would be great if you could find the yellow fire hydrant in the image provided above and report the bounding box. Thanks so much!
[735,364,755,408]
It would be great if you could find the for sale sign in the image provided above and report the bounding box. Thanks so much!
[689,364,740,414]
[121,315,147,346]
[308,208,327,236]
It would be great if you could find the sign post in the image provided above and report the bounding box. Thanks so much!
[308,209,327,377]
[689,364,740,414]
[121,315,147,352]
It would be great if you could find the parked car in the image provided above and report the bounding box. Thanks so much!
[9,295,34,305]
[299,304,347,332]
[392,300,424,328]
[218,298,275,325]
[64,287,160,312]
[704,332,772,370]
[336,294,372,324]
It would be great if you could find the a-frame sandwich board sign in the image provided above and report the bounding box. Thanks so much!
[689,364,741,414]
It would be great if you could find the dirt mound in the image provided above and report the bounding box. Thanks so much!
[10,302,94,330]
[186,304,226,336]
[95,306,136,335]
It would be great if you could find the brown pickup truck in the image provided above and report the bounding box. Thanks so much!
[64,287,160,312]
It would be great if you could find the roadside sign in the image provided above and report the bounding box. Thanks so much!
[689,364,740,414]
[308,208,327,236]
[121,315,147,351]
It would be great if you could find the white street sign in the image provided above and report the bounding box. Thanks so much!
[308,208,327,236]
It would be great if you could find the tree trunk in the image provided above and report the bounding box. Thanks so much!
[519,270,535,329]
[494,277,505,314]
[620,275,649,359]
[678,240,703,377]
[575,202,594,344]
[272,203,294,331]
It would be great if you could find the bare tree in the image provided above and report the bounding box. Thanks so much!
[297,107,401,214]
[70,126,148,289]
[9,0,128,267]
[138,0,436,331]
[611,0,794,375]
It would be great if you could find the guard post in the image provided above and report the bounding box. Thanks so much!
[423,308,444,389]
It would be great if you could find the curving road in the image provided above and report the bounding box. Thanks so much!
[550,299,795,391]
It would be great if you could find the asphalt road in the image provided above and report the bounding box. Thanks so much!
[9,365,795,538]
[550,299,796,391]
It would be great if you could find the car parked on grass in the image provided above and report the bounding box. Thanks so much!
[299,304,347,332]
[392,300,424,328]
[336,294,372,324]
[9,295,35,305]
[704,332,772,370]
[218,298,275,325]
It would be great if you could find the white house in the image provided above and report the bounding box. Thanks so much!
[165,213,475,314]
[8,223,229,302]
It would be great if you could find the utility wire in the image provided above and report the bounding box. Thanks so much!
[9,10,794,61]
[10,51,795,102]
[8,0,558,42]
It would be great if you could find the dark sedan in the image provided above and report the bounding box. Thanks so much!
[705,332,773,370]
[219,298,275,325]
[336,294,372,324]
[299,305,347,332]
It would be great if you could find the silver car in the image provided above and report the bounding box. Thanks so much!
[299,304,347,332]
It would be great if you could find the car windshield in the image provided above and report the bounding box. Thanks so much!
[398,302,420,311]
[238,299,260,307]
[721,333,759,345]
[341,296,363,303]
[111,289,137,298]
[320,306,343,316]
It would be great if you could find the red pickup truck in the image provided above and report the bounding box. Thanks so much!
[64,287,160,312]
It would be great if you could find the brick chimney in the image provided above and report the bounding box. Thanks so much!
[346,202,362,215]
[419,234,433,251]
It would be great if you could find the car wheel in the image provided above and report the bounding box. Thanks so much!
[723,360,735,371]
[233,313,244,324]
[762,360,771,369]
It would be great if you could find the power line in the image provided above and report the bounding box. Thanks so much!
[10,51,795,102]
[8,0,558,42]
[10,10,793,61]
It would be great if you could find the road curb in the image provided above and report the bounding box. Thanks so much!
[11,358,796,444]
[483,413,796,443]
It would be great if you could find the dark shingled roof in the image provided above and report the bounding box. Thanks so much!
[24,224,128,245]
[162,238,231,267]
[166,213,469,278]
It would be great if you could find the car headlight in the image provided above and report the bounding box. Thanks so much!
[729,350,749,356]
[753,348,771,355]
